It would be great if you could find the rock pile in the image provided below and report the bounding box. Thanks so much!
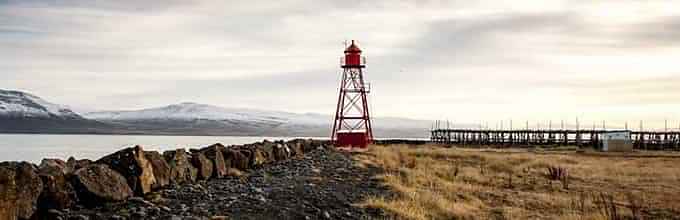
[0,139,327,220]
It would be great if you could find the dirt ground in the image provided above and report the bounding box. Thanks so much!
[356,144,680,220]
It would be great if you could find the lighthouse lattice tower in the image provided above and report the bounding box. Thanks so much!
[331,40,373,148]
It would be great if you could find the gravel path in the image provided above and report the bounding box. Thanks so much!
[63,148,392,220]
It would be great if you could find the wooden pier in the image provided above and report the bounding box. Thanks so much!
[430,129,680,150]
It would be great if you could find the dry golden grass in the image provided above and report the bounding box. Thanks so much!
[356,144,680,220]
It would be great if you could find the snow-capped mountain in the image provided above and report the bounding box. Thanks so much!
[0,89,111,134]
[0,89,430,137]
[0,89,81,119]
[84,102,329,126]
[84,102,431,138]
[82,103,328,136]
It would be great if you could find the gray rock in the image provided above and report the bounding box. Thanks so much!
[200,144,227,178]
[68,214,89,220]
[39,158,68,175]
[166,215,182,220]
[47,209,65,219]
[131,211,146,219]
[66,157,91,174]
[160,205,171,213]
[249,147,268,167]
[97,145,157,196]
[144,151,171,190]
[71,164,133,205]
[38,164,77,211]
[223,149,249,171]
[163,149,198,184]
[191,152,213,180]
[129,196,144,203]
[0,161,43,219]
[273,143,289,161]
[257,141,276,163]
[286,140,305,157]
[148,206,160,216]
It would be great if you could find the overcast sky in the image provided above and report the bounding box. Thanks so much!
[2,0,680,128]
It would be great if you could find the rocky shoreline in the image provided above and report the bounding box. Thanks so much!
[0,139,391,220]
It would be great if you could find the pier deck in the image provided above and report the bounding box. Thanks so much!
[430,129,680,150]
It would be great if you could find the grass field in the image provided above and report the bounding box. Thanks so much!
[356,145,680,220]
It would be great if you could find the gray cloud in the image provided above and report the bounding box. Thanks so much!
[624,16,680,48]
[1,0,680,127]
[531,75,680,105]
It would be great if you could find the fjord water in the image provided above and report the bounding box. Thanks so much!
[0,134,311,163]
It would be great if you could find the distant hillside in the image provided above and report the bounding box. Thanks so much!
[0,89,111,133]
[84,102,430,138]
[0,89,430,138]
[0,89,81,119]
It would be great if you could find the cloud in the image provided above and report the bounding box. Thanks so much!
[1,0,680,127]
[623,16,680,48]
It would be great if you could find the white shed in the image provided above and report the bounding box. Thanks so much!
[602,131,632,152]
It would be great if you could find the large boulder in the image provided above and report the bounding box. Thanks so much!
[66,157,91,174]
[0,165,17,220]
[249,147,268,167]
[0,162,43,220]
[96,146,157,195]
[200,144,227,178]
[71,164,133,206]
[223,149,249,171]
[236,150,252,170]
[287,140,305,157]
[144,151,171,190]
[37,160,77,212]
[191,152,213,180]
[163,149,197,184]
[301,139,320,153]
[273,142,290,161]
[38,158,67,175]
[296,139,328,153]
[257,141,276,163]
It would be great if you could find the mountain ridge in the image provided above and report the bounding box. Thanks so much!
[84,102,431,138]
[0,89,81,119]
[0,89,430,138]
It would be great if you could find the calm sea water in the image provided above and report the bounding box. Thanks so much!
[0,134,320,163]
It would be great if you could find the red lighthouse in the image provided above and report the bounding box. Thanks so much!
[331,40,373,148]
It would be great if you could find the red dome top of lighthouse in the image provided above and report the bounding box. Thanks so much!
[344,40,362,53]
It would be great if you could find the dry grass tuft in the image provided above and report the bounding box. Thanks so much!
[357,144,680,220]
[546,165,570,189]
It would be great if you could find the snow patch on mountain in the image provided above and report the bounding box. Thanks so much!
[0,89,81,119]
[0,89,430,137]
[83,102,431,131]
[84,102,330,125]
